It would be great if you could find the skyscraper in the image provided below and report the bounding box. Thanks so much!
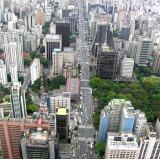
[56,22,70,48]
[30,58,41,84]
[4,42,24,72]
[43,34,62,61]
[9,64,18,82]
[11,82,27,118]
[0,60,7,85]
[120,106,135,132]
[96,44,118,79]
[20,128,55,159]
[98,99,136,142]
[135,37,153,66]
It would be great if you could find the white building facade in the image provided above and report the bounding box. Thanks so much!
[30,58,41,84]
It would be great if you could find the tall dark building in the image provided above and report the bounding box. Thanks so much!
[121,27,130,40]
[56,22,70,48]
[96,44,118,79]
[20,128,55,159]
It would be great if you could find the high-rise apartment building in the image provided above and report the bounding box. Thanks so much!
[138,122,160,159]
[11,82,27,118]
[120,106,135,132]
[0,60,7,85]
[152,50,160,73]
[96,44,118,79]
[4,42,24,72]
[20,128,55,159]
[135,37,153,66]
[120,57,134,78]
[134,110,147,137]
[105,133,140,159]
[9,64,18,82]
[0,118,50,159]
[43,34,62,61]
[98,99,131,142]
[30,58,41,84]
[50,51,63,78]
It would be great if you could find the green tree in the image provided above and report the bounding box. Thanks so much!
[94,142,106,158]
[27,103,38,114]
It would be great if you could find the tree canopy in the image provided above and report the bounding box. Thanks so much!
[90,76,160,129]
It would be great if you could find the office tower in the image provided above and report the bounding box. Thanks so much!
[120,57,134,78]
[4,42,24,72]
[134,111,147,137]
[98,99,132,142]
[30,58,41,84]
[105,133,140,159]
[50,92,70,139]
[43,34,62,61]
[56,107,69,139]
[138,123,160,159]
[11,82,27,118]
[20,128,55,159]
[9,64,18,82]
[155,118,160,137]
[121,26,130,40]
[135,37,153,66]
[0,118,50,159]
[66,78,79,105]
[56,22,70,48]
[50,50,63,78]
[96,44,118,79]
[120,106,135,132]
[0,60,7,85]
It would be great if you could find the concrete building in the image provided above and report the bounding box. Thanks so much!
[0,60,7,85]
[105,133,140,159]
[138,123,160,159]
[0,118,50,159]
[20,128,55,159]
[9,64,18,82]
[120,57,134,78]
[30,58,41,84]
[63,62,76,79]
[135,37,153,66]
[50,51,63,78]
[96,44,118,79]
[98,99,132,142]
[4,42,24,72]
[134,110,147,137]
[11,82,27,118]
[43,34,62,61]
[152,50,160,73]
[50,92,70,115]
[120,106,135,132]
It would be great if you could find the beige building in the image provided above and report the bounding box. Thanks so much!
[105,132,140,159]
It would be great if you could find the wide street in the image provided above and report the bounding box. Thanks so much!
[77,0,94,158]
